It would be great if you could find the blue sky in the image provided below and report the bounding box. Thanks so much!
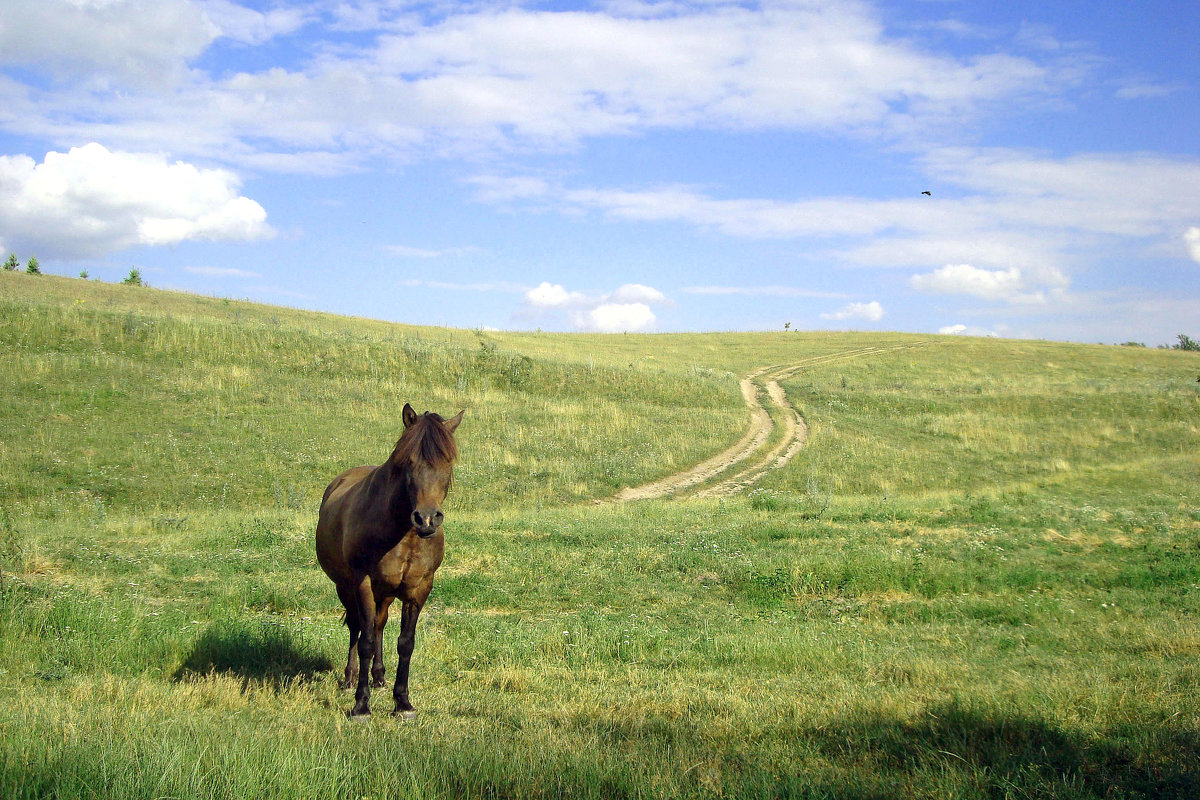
[1,1,1197,342]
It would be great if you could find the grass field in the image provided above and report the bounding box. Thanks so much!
[1,272,1198,799]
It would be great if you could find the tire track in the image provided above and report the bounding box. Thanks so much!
[611,342,925,501]
[611,374,772,501]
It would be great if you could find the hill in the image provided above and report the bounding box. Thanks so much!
[1,272,1198,799]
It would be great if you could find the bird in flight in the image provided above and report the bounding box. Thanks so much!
[921,191,932,196]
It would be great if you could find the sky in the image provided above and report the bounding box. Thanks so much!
[1,0,1198,343]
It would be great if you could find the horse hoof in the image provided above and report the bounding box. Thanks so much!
[347,708,372,720]
[372,679,387,689]
[392,709,418,721]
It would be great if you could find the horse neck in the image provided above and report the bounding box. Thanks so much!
[363,459,414,535]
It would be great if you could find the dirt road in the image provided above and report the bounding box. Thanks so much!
[611,343,924,501]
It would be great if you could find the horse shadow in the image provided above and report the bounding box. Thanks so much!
[172,618,333,690]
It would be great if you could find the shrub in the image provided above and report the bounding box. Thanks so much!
[25,256,40,275]
[1172,333,1199,352]
[2,254,17,271]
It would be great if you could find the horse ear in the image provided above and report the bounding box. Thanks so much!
[444,410,464,434]
[403,403,418,428]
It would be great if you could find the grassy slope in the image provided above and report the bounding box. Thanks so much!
[1,273,1198,799]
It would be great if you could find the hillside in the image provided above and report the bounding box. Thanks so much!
[1,272,1198,799]
[5,273,1194,514]
[0,273,747,512]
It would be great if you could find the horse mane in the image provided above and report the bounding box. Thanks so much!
[392,413,458,468]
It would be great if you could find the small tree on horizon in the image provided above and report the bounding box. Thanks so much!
[1173,333,1199,352]
[3,253,17,271]
[122,268,144,287]
[25,256,40,275]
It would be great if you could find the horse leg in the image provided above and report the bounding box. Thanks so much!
[392,599,423,719]
[336,583,360,691]
[349,577,377,717]
[371,596,394,689]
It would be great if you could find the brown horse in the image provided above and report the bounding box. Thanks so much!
[315,403,463,718]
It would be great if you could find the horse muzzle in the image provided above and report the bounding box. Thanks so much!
[411,509,443,538]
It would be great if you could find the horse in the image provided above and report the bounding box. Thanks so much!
[315,403,463,718]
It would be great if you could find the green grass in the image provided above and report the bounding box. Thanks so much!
[1,272,1198,798]
[0,274,744,510]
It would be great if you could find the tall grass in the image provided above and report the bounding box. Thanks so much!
[765,336,1199,501]
[1,272,1198,799]
[0,274,743,513]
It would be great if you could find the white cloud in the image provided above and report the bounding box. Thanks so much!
[1185,227,1200,265]
[467,176,553,203]
[480,148,1200,282]
[909,263,1050,303]
[0,0,309,88]
[1114,81,1182,100]
[522,281,668,332]
[919,148,1200,238]
[938,323,997,337]
[0,0,218,85]
[838,232,1068,277]
[198,0,311,46]
[524,282,589,309]
[0,2,1081,167]
[572,302,656,334]
[361,3,987,139]
[821,301,884,322]
[475,144,1200,311]
[0,143,272,259]
[558,185,921,238]
[609,283,668,305]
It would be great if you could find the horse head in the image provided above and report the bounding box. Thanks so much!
[393,402,463,538]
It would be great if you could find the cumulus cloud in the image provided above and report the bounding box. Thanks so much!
[0,143,272,259]
[912,264,1025,300]
[576,303,656,334]
[521,281,668,332]
[821,301,884,322]
[909,263,1061,304]
[1185,227,1200,265]
[939,323,997,337]
[525,282,589,310]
